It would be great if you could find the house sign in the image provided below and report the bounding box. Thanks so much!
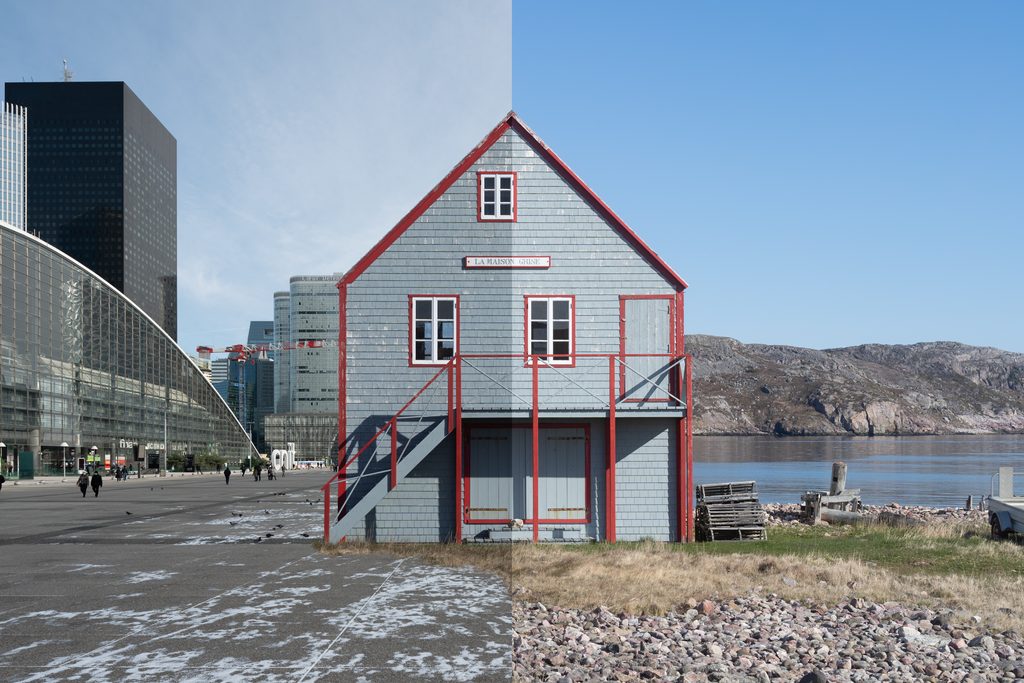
[464,256,551,269]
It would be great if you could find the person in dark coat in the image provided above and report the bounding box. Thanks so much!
[77,472,89,497]
[90,472,103,497]
[0,473,5,492]
[223,466,231,485]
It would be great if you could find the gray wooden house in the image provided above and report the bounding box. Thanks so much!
[322,112,693,544]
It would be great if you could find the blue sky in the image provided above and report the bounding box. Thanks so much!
[3,2,1022,353]
[2,0,511,356]
[513,2,1023,352]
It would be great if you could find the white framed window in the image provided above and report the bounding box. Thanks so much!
[526,296,574,365]
[411,296,457,365]
[478,172,516,221]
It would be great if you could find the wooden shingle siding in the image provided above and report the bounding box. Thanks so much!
[615,419,678,542]
[341,124,684,541]
[346,128,675,427]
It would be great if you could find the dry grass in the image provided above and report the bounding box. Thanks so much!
[318,525,1024,631]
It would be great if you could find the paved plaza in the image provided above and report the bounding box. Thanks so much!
[0,471,511,682]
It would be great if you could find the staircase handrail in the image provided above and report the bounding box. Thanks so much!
[321,359,454,496]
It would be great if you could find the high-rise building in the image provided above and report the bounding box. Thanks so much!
[273,291,291,413]
[4,81,177,338]
[0,101,27,231]
[288,275,339,414]
[211,358,230,403]
[264,275,340,462]
[243,321,275,452]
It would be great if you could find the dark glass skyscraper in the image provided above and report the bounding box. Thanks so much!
[4,81,177,339]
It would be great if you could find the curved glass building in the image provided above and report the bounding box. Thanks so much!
[0,220,257,477]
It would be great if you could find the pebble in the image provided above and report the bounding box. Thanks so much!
[762,502,988,527]
[513,595,1024,681]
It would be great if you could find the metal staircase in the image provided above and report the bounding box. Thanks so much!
[321,361,456,545]
[326,418,450,543]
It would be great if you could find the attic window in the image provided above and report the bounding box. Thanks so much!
[478,172,516,221]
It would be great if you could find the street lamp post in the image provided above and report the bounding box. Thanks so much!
[60,442,69,481]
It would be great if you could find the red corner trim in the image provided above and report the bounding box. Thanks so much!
[338,112,687,292]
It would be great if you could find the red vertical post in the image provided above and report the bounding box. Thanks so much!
[454,356,463,544]
[323,485,331,542]
[447,362,454,430]
[686,355,694,541]
[532,357,540,543]
[677,416,686,542]
[607,356,617,543]
[389,418,398,490]
[336,282,347,522]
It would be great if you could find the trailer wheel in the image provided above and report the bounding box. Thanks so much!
[991,514,1008,541]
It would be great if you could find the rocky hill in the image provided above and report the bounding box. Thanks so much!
[688,335,1024,435]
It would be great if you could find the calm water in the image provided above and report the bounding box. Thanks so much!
[693,435,1024,507]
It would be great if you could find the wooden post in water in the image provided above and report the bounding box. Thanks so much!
[830,461,847,496]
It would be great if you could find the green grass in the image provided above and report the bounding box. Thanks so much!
[544,524,1024,578]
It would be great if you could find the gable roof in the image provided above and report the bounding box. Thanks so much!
[339,111,687,290]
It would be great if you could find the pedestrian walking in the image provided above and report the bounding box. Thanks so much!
[77,472,89,497]
[224,466,231,485]
[90,472,103,497]
[0,473,5,493]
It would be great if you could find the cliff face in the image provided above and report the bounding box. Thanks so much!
[689,335,1024,436]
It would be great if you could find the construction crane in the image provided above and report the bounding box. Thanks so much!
[196,339,338,363]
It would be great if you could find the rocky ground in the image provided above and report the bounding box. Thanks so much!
[762,502,989,528]
[513,505,1019,681]
[513,597,1023,682]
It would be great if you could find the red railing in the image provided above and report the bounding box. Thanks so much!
[321,359,456,539]
[322,352,692,543]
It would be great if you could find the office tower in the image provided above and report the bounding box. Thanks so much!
[5,81,177,338]
[273,291,291,413]
[0,101,27,230]
[264,275,340,462]
[243,321,274,452]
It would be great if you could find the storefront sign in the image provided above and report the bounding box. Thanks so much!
[464,256,551,269]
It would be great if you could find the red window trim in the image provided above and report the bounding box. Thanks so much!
[476,171,517,222]
[618,294,676,403]
[462,422,591,525]
[523,294,576,368]
[407,294,460,367]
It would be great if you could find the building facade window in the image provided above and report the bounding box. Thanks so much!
[410,296,457,365]
[526,296,574,365]
[477,172,516,221]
